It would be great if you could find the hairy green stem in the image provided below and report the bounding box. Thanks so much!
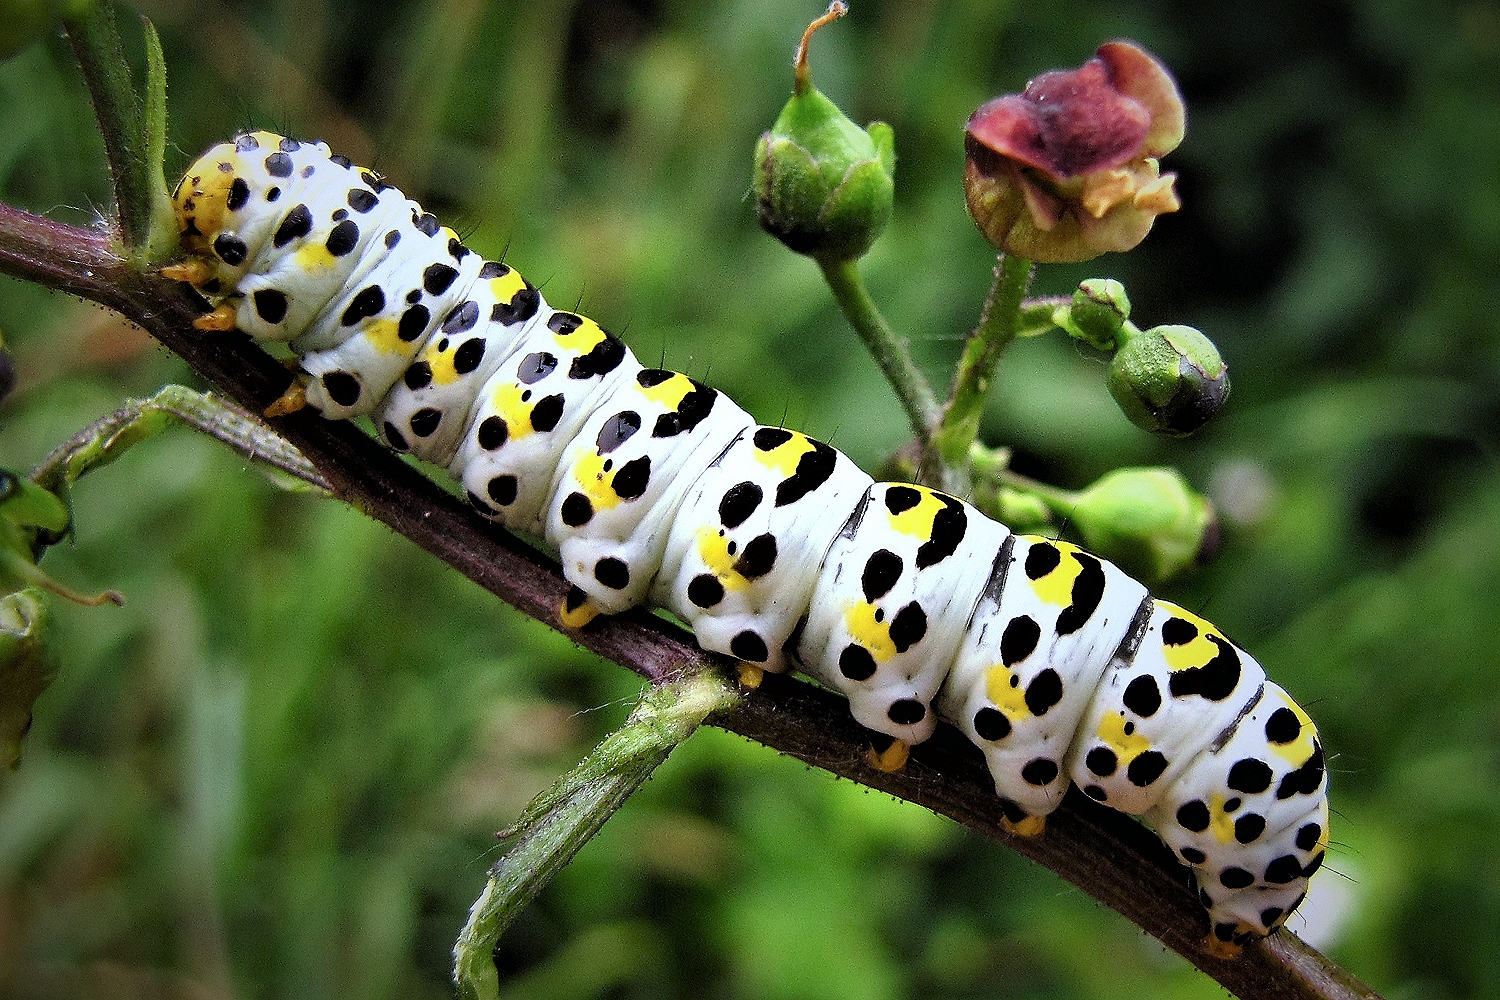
[818,257,941,454]
[1018,295,1070,337]
[29,385,330,498]
[990,464,1079,515]
[930,253,1033,493]
[64,4,144,243]
[454,670,739,1000]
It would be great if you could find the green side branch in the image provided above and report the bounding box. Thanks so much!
[929,253,1033,494]
[30,385,330,499]
[454,669,740,1000]
[817,257,941,455]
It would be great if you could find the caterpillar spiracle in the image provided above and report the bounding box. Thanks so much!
[165,131,1329,954]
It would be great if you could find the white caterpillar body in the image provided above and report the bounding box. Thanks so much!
[170,132,1329,951]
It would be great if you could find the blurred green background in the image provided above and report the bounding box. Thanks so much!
[1,0,1497,997]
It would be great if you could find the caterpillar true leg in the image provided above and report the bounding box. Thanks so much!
[264,378,309,417]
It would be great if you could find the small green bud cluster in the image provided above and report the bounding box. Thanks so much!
[1048,280,1229,437]
[1054,278,1130,351]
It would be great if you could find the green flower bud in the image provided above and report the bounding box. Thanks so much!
[754,4,895,264]
[1108,323,1229,436]
[1055,278,1131,351]
[0,588,55,768]
[1068,467,1216,583]
[995,487,1054,532]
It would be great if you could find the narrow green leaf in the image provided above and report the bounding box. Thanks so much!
[30,385,329,498]
[138,14,177,262]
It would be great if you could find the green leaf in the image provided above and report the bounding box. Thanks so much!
[139,14,176,262]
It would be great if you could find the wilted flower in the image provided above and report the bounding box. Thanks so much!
[1108,323,1229,436]
[964,41,1184,263]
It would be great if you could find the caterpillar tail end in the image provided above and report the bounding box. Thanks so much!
[866,739,910,773]
[264,380,309,418]
[558,586,601,630]
[192,303,239,332]
[1002,814,1047,838]
[737,662,765,690]
[161,259,215,286]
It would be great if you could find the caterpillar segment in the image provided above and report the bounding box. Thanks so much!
[168,132,1330,951]
[375,262,545,466]
[545,369,753,618]
[1146,682,1329,949]
[793,484,1011,748]
[654,427,875,677]
[454,311,642,542]
[936,536,1151,836]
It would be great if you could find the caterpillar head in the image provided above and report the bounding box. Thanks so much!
[170,131,301,289]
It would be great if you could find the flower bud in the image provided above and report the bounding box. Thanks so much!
[1108,324,1229,436]
[1069,467,1216,583]
[1055,278,1130,351]
[754,4,895,264]
[995,488,1053,532]
[964,41,1184,263]
[0,588,54,768]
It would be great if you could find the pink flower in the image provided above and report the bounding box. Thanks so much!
[963,41,1185,263]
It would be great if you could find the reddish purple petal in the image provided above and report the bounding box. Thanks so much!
[966,48,1160,181]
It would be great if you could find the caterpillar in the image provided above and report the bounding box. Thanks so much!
[164,131,1328,955]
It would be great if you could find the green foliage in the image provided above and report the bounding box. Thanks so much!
[0,2,1496,999]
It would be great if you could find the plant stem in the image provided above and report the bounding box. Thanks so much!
[818,256,941,454]
[64,4,145,249]
[929,253,1032,494]
[991,464,1079,515]
[454,670,738,1000]
[1017,295,1070,337]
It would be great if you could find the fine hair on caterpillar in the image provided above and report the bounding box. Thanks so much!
[164,130,1329,955]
